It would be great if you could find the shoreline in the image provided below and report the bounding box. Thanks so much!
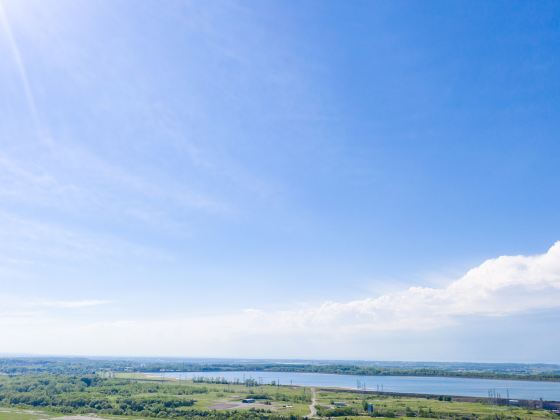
[138,372,560,405]
[142,369,560,383]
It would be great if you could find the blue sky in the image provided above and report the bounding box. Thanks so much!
[1,0,559,361]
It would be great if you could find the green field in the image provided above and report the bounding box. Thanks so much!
[313,388,558,419]
[0,372,557,419]
[0,408,51,420]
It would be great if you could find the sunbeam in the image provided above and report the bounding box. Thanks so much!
[0,0,51,147]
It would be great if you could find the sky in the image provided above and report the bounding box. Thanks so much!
[0,0,559,362]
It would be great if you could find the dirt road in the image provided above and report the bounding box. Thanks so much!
[307,387,317,418]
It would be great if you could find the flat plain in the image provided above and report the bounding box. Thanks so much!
[1,371,558,419]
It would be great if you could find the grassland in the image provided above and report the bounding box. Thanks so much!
[313,388,558,419]
[0,372,557,419]
[103,372,310,413]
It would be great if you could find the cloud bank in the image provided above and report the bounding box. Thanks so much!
[288,240,560,332]
[2,243,560,357]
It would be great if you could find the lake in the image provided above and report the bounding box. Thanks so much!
[159,371,560,401]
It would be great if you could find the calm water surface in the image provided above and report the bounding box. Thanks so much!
[160,371,560,401]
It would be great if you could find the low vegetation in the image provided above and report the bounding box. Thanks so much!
[0,359,558,419]
[0,373,310,419]
[314,389,559,419]
[0,372,558,419]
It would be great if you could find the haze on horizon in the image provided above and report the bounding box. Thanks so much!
[1,0,559,363]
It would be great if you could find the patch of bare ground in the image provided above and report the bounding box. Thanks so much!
[209,403,239,409]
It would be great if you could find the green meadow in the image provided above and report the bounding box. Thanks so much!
[0,372,557,419]
[313,389,557,419]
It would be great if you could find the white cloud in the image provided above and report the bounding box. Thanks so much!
[0,211,173,271]
[281,240,560,332]
[35,299,111,309]
[1,243,560,357]
[0,295,111,311]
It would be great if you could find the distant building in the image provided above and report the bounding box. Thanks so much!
[242,398,255,404]
[333,402,347,407]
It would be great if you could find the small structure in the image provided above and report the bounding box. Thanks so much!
[333,401,347,407]
[242,398,256,404]
[367,403,375,414]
